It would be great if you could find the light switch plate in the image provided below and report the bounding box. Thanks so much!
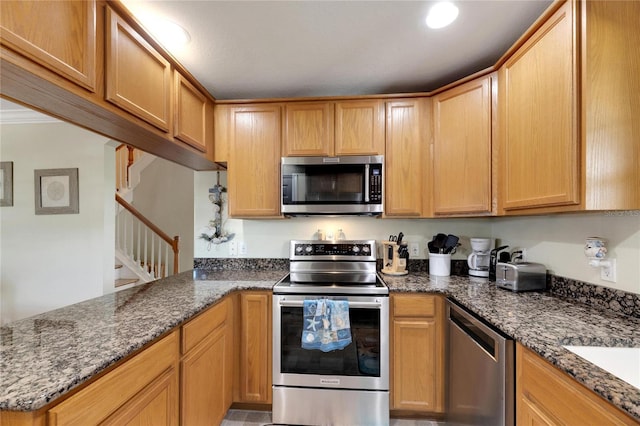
[229,240,238,256]
[410,243,420,257]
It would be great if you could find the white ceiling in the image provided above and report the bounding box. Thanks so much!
[121,0,552,101]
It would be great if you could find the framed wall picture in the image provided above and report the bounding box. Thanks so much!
[0,161,14,207]
[34,168,79,214]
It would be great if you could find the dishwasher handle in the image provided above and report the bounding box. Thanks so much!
[447,300,507,361]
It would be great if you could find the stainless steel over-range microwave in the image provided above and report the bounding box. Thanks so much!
[281,155,383,216]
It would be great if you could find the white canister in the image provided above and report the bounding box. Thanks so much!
[429,253,451,277]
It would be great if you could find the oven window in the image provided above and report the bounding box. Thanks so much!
[282,164,364,204]
[280,307,381,377]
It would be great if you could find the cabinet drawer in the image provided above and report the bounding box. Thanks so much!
[393,294,436,317]
[182,298,230,354]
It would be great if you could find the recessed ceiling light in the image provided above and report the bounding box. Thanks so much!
[136,12,191,53]
[426,2,459,29]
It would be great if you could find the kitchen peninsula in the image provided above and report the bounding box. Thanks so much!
[1,268,639,424]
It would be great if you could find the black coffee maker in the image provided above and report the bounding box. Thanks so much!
[489,245,510,281]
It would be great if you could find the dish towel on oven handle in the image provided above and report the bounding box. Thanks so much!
[301,299,352,352]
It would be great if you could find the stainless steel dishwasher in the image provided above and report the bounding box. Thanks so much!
[446,299,514,426]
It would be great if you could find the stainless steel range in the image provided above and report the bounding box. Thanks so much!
[272,240,389,426]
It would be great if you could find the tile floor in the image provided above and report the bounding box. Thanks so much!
[221,409,446,426]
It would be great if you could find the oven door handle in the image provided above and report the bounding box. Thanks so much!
[278,299,383,309]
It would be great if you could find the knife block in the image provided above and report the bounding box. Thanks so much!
[381,241,408,276]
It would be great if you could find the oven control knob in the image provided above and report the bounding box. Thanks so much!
[352,245,360,253]
[295,245,303,254]
[305,245,313,254]
[362,245,370,254]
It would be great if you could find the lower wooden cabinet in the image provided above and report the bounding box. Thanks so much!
[516,343,637,425]
[237,291,272,404]
[180,298,233,426]
[48,331,179,426]
[390,294,445,413]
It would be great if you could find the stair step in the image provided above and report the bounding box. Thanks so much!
[115,278,138,287]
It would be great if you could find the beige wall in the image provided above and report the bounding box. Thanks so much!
[492,213,640,294]
[0,122,115,324]
[133,157,195,273]
[194,171,640,295]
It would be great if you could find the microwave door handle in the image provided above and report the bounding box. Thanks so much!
[364,164,370,202]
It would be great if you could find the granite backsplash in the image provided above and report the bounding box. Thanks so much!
[194,257,640,319]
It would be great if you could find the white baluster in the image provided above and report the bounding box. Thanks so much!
[151,232,155,278]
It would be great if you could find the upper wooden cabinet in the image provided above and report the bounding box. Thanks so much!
[433,74,495,215]
[283,101,334,156]
[499,1,579,212]
[334,99,385,156]
[0,1,97,92]
[391,294,445,414]
[0,1,218,171]
[385,98,429,217]
[581,0,640,210]
[227,104,282,217]
[283,99,385,157]
[499,0,640,214]
[174,71,209,153]
[105,6,172,132]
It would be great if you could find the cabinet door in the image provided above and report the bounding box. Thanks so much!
[518,396,557,426]
[0,1,97,91]
[499,1,579,211]
[433,75,493,215]
[174,72,208,153]
[181,324,232,426]
[106,7,171,132]
[228,105,281,217]
[516,343,638,425]
[385,99,427,217]
[284,101,334,156]
[214,104,231,163]
[238,292,272,403]
[335,100,385,156]
[391,295,444,413]
[101,369,178,426]
[392,319,438,411]
[48,331,179,425]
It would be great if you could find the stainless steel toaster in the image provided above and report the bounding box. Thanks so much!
[496,262,547,292]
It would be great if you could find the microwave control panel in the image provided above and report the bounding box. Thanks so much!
[369,165,383,203]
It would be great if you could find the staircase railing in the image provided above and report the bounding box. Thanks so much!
[115,144,143,192]
[115,193,180,279]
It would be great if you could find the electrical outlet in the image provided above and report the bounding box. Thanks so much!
[238,241,247,255]
[229,240,238,256]
[410,243,420,257]
[601,259,617,282]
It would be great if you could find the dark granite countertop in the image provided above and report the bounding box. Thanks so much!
[1,269,639,421]
[0,269,287,412]
[383,273,640,421]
